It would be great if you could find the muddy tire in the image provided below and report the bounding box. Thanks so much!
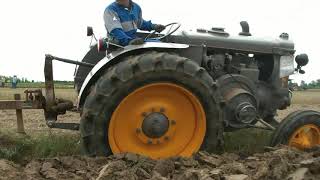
[80,51,223,158]
[271,110,320,149]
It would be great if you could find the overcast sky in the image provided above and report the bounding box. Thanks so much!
[0,0,319,83]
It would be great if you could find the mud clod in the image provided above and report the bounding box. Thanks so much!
[286,168,311,180]
[176,169,201,180]
[0,159,21,179]
[1,147,320,179]
[195,151,223,167]
[224,174,249,180]
[153,159,175,177]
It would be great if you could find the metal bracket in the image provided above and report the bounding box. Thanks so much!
[44,55,78,121]
[244,118,277,131]
[47,121,80,131]
[45,54,94,67]
[256,118,276,131]
[44,55,57,121]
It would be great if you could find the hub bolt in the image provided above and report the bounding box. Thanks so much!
[136,128,141,134]
[147,139,153,145]
[164,136,170,141]
[171,120,176,125]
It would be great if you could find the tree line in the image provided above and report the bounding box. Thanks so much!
[300,79,320,89]
[0,75,73,84]
[0,75,74,89]
[0,75,34,83]
[1,75,319,89]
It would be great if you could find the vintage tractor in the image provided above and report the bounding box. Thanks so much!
[43,21,320,159]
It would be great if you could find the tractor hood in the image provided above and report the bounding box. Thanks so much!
[169,29,295,55]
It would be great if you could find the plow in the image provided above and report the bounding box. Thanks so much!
[1,21,319,159]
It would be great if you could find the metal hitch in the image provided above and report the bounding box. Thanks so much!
[44,54,84,131]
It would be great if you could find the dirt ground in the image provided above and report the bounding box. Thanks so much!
[1,146,320,180]
[0,89,320,179]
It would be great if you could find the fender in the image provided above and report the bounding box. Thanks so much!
[78,42,189,107]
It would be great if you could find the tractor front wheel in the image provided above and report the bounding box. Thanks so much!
[271,110,320,150]
[80,51,223,159]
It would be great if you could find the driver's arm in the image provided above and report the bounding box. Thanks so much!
[140,19,154,32]
[104,9,133,46]
[138,8,166,33]
[137,7,154,31]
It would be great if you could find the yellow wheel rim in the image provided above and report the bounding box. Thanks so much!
[108,83,206,159]
[288,124,320,149]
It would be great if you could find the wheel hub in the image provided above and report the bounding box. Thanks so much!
[236,102,257,124]
[108,83,206,159]
[142,112,169,138]
[289,124,320,149]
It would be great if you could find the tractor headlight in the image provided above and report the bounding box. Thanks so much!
[279,55,295,78]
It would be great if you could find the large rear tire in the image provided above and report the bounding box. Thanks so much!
[80,51,223,158]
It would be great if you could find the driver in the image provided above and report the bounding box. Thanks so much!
[104,0,166,46]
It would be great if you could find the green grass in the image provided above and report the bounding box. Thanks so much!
[0,130,80,163]
[0,128,272,163]
[223,129,273,155]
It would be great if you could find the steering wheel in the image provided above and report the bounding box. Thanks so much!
[145,22,181,41]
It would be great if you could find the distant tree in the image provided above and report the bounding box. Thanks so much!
[5,76,11,83]
[308,80,317,89]
[300,80,308,89]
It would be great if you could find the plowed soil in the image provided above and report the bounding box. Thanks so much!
[1,147,320,180]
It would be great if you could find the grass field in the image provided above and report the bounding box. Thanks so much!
[0,87,319,162]
[291,89,320,104]
[1,87,319,103]
[0,88,77,102]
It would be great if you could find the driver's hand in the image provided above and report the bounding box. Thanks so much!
[129,38,144,45]
[154,24,166,33]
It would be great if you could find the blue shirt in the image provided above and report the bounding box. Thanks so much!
[104,1,155,46]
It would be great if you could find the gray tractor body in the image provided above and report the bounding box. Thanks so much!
[74,27,298,130]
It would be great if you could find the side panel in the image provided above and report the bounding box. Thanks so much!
[169,30,295,55]
[78,42,189,107]
[74,45,106,92]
